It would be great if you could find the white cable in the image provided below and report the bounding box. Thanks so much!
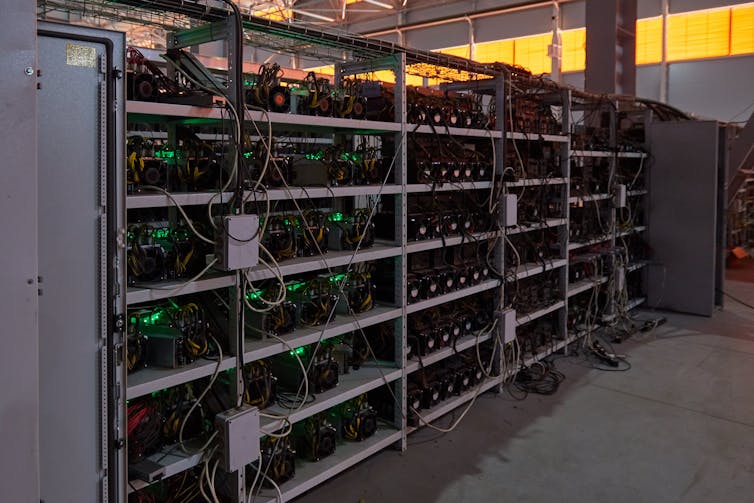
[628,155,645,190]
[261,472,284,503]
[179,335,223,455]
[475,320,499,378]
[408,328,501,434]
[140,185,215,244]
[138,259,219,295]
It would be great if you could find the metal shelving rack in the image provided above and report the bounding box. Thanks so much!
[114,5,653,501]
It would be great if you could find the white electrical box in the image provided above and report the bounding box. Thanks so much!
[614,183,627,208]
[215,214,259,270]
[215,405,260,473]
[503,194,518,227]
[502,309,516,343]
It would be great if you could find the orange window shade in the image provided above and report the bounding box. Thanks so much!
[406,74,424,86]
[514,33,551,74]
[667,8,730,61]
[474,39,515,64]
[560,28,586,72]
[435,45,471,59]
[252,7,292,22]
[636,17,663,64]
[305,65,335,76]
[731,4,754,55]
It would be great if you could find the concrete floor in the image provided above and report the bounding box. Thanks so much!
[298,280,754,503]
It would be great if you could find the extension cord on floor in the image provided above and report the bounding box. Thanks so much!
[590,340,619,367]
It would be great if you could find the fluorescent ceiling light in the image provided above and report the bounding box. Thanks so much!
[364,0,394,8]
[291,8,336,22]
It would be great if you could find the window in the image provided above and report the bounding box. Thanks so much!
[560,28,586,72]
[514,33,551,75]
[667,7,731,61]
[474,40,515,64]
[636,17,663,65]
[435,44,471,59]
[731,4,754,55]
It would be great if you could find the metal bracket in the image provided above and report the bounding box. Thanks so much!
[168,21,230,49]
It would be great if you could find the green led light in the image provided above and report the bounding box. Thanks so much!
[129,316,137,325]
[289,346,306,357]
[305,151,324,161]
[247,290,265,301]
[286,281,306,293]
[243,152,253,159]
[329,212,344,222]
[151,228,171,240]
[329,273,346,284]
[155,149,176,159]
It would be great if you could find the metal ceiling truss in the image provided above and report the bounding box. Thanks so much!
[103,0,504,79]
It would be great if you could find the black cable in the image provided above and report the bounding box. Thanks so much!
[719,289,754,311]
[513,360,565,395]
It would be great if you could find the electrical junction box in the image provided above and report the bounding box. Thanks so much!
[503,194,518,227]
[613,183,627,208]
[215,404,260,472]
[215,214,259,270]
[501,309,516,344]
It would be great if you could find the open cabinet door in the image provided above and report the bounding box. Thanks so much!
[37,22,125,502]
[647,120,719,316]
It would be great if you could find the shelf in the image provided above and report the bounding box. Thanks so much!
[127,190,232,209]
[571,150,613,157]
[127,356,235,400]
[405,231,499,254]
[246,244,402,282]
[627,297,646,311]
[627,189,648,197]
[411,124,501,138]
[516,300,565,326]
[263,185,403,200]
[406,376,502,434]
[568,193,612,204]
[507,258,567,281]
[126,130,334,144]
[127,274,236,305]
[567,235,611,251]
[573,150,645,159]
[405,329,494,374]
[126,185,403,209]
[567,276,608,298]
[127,101,403,134]
[405,279,500,314]
[626,261,648,273]
[506,218,567,236]
[243,305,402,362]
[505,177,568,187]
[520,333,581,366]
[617,225,647,237]
[405,181,493,193]
[260,366,402,435]
[127,445,204,491]
[257,427,402,502]
[618,151,648,159]
[507,131,569,142]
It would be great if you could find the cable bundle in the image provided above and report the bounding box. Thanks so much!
[513,361,565,396]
